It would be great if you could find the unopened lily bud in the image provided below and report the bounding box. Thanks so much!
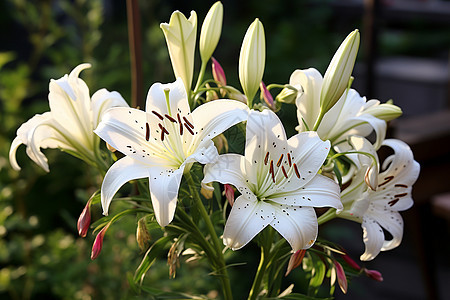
[275,85,298,104]
[320,30,360,114]
[285,249,306,276]
[334,260,348,294]
[201,182,215,199]
[223,184,235,206]
[205,86,219,102]
[212,57,227,86]
[341,254,361,271]
[239,18,265,106]
[136,218,151,252]
[161,11,197,93]
[365,102,402,121]
[363,268,383,282]
[225,86,247,104]
[91,223,110,260]
[77,199,92,237]
[260,81,274,109]
[199,2,223,63]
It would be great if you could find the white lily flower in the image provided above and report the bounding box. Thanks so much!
[95,78,249,227]
[292,68,388,149]
[9,63,128,172]
[203,109,342,251]
[161,10,197,94]
[339,139,420,261]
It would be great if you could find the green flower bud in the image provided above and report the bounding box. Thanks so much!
[239,18,265,107]
[275,85,298,104]
[365,102,402,121]
[199,2,223,63]
[320,30,360,114]
[161,11,197,93]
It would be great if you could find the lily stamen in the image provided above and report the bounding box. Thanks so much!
[269,160,275,183]
[183,117,194,129]
[145,123,150,141]
[394,184,408,188]
[293,163,300,178]
[281,165,288,178]
[152,110,164,120]
[165,114,177,123]
[394,193,407,198]
[177,113,184,135]
[264,152,270,165]
[378,176,394,187]
[184,123,194,135]
[287,152,292,166]
[276,154,284,167]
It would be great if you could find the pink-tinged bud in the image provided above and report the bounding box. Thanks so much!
[212,57,227,86]
[341,254,361,271]
[260,81,274,108]
[91,224,110,260]
[77,199,92,237]
[363,268,383,282]
[224,184,235,207]
[285,249,306,276]
[334,260,348,294]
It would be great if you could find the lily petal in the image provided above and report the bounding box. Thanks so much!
[270,205,318,251]
[360,216,385,261]
[271,175,342,211]
[292,68,323,131]
[92,88,128,127]
[101,156,149,215]
[148,166,184,227]
[223,195,273,250]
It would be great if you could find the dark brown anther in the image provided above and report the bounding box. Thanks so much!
[378,176,394,187]
[145,122,150,141]
[281,165,288,178]
[184,123,194,135]
[270,160,275,183]
[183,116,194,129]
[264,152,270,165]
[388,198,399,206]
[165,114,177,123]
[287,153,292,166]
[394,184,408,188]
[394,193,407,198]
[177,114,183,135]
[152,110,164,120]
[277,154,284,167]
[293,163,300,178]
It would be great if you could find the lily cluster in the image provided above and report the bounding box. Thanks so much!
[10,1,419,299]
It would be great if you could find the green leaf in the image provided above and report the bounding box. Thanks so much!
[272,293,334,300]
[134,236,172,284]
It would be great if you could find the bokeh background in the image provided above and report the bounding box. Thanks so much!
[0,0,449,299]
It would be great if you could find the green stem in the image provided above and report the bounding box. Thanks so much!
[312,108,325,131]
[184,172,233,300]
[317,208,337,225]
[248,228,274,300]
[192,60,208,105]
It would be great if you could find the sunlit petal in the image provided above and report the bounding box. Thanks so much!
[360,216,385,261]
[101,156,149,215]
[223,195,273,250]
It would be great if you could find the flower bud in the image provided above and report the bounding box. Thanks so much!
[239,18,265,106]
[161,11,197,93]
[320,30,360,114]
[341,254,361,271]
[224,86,247,104]
[77,199,92,237]
[285,249,306,276]
[363,268,383,282]
[334,260,348,294]
[223,184,235,206]
[201,182,215,199]
[260,81,274,109]
[91,223,110,260]
[364,102,402,121]
[199,2,223,63]
[212,57,227,86]
[275,85,298,104]
[136,218,151,252]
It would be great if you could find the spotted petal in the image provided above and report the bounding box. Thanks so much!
[101,156,149,215]
[223,195,274,250]
[360,216,386,261]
